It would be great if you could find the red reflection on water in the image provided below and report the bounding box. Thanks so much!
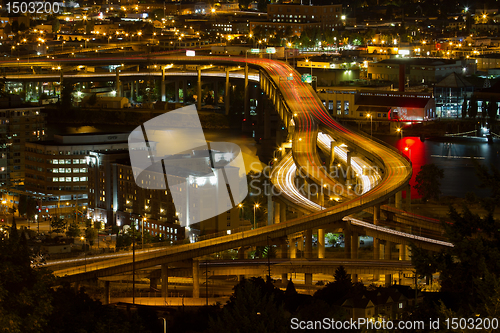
[396,137,427,199]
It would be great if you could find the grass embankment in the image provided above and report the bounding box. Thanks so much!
[44,107,231,130]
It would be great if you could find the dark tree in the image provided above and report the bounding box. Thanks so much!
[412,163,500,317]
[87,93,97,106]
[468,97,478,119]
[52,18,60,33]
[11,20,19,33]
[51,217,67,233]
[238,0,253,9]
[208,277,288,333]
[313,265,354,305]
[60,80,74,110]
[414,163,444,202]
[66,222,81,238]
[488,100,498,122]
[461,95,467,118]
[0,224,54,332]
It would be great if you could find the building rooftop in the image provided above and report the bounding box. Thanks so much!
[435,72,473,88]
[376,58,459,66]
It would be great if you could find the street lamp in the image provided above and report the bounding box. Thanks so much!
[253,204,259,229]
[306,58,312,76]
[404,146,412,160]
[396,127,403,139]
[159,317,167,333]
[80,236,87,272]
[366,113,373,137]
[142,217,146,249]
[238,203,243,219]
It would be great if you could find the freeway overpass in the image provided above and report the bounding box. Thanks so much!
[3,55,445,293]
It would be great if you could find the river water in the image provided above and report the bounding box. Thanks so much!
[48,125,499,199]
[379,135,500,199]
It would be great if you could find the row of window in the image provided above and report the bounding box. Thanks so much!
[52,168,87,173]
[53,177,88,182]
[146,223,178,234]
[52,159,87,165]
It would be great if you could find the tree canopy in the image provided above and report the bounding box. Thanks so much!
[414,163,444,202]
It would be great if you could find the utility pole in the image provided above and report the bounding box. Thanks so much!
[133,221,136,304]
[267,236,271,280]
[205,260,208,306]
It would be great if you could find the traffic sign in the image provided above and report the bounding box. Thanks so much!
[250,48,260,54]
[266,47,276,54]
[301,74,312,83]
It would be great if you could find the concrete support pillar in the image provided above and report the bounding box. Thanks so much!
[197,67,202,111]
[161,264,168,298]
[351,274,358,283]
[225,68,230,115]
[289,238,297,258]
[405,185,411,211]
[161,67,166,102]
[264,98,271,141]
[305,229,313,259]
[373,272,379,282]
[395,191,403,209]
[150,277,157,290]
[280,202,286,223]
[318,228,325,259]
[297,236,304,252]
[328,141,335,172]
[385,274,392,287]
[213,81,218,107]
[115,68,120,96]
[280,242,288,259]
[304,273,312,285]
[244,65,249,119]
[192,259,200,298]
[238,246,246,259]
[374,204,381,224]
[373,238,380,260]
[135,80,139,100]
[344,229,352,259]
[130,80,134,100]
[103,280,110,305]
[400,244,407,261]
[351,231,359,259]
[346,151,352,181]
[175,80,180,102]
[282,273,288,283]
[385,241,392,260]
[182,79,187,104]
[264,182,273,226]
[274,201,280,224]
[318,185,325,208]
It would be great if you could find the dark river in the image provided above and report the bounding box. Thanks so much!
[47,125,499,199]
[379,135,500,199]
